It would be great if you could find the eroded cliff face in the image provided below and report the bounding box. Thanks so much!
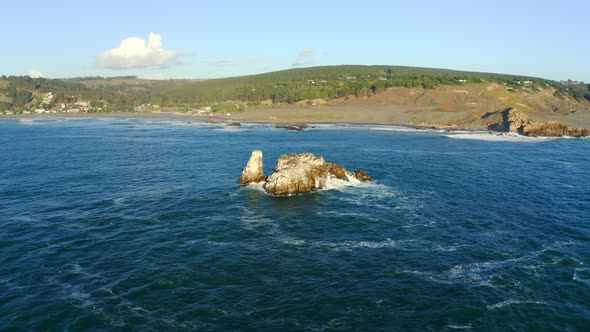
[486,108,589,137]
[238,151,371,196]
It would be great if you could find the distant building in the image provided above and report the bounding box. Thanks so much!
[35,109,46,114]
[457,79,467,83]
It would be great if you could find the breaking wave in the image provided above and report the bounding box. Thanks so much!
[446,131,557,142]
[486,299,548,310]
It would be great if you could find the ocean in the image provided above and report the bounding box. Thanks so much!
[1,117,589,330]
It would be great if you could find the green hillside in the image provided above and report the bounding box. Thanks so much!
[163,65,588,105]
[2,66,589,114]
[0,75,188,112]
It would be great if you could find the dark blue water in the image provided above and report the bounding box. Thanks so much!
[1,117,589,330]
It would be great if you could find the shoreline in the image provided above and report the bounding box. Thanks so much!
[0,111,478,132]
[2,109,588,138]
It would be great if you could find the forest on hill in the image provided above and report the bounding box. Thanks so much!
[1,66,589,113]
[163,65,590,105]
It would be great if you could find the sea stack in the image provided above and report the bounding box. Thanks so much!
[238,151,371,196]
[237,150,265,185]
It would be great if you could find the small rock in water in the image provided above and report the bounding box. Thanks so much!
[238,150,371,196]
[275,123,308,131]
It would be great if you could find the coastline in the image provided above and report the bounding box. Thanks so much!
[2,106,589,137]
[0,109,479,132]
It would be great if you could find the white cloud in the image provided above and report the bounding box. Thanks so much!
[292,48,314,68]
[96,33,186,70]
[28,69,44,78]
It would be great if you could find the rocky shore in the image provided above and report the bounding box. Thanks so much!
[486,108,589,137]
[238,150,371,196]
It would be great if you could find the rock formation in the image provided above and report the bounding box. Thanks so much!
[353,170,372,182]
[263,153,327,196]
[237,150,265,185]
[237,151,371,196]
[487,108,588,137]
[522,121,569,137]
[506,108,533,133]
[275,123,308,131]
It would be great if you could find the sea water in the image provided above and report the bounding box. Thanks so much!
[1,117,589,330]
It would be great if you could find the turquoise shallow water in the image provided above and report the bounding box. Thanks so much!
[1,117,589,330]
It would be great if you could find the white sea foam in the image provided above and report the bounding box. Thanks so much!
[431,245,460,252]
[486,299,548,310]
[368,125,422,132]
[280,237,398,251]
[307,123,348,129]
[18,118,42,125]
[323,174,361,191]
[392,247,551,288]
[243,181,266,193]
[446,131,557,142]
[214,126,247,132]
[242,176,376,195]
[445,324,473,330]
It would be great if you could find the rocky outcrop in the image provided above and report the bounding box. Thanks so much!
[522,121,569,137]
[567,127,590,137]
[487,108,589,137]
[486,108,532,134]
[523,122,590,137]
[237,150,265,185]
[353,170,372,182]
[506,108,534,133]
[263,153,327,196]
[238,151,371,196]
[275,123,308,131]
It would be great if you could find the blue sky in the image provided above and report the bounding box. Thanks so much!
[2,0,588,81]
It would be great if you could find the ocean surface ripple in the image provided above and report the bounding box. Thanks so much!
[1,117,589,330]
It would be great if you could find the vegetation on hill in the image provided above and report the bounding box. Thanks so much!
[1,66,589,114]
[0,75,187,113]
[163,65,590,106]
